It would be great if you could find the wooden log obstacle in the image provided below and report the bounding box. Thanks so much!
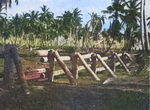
[0,44,30,94]
[40,49,134,84]
[0,45,135,94]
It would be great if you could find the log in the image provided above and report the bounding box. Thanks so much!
[10,45,30,94]
[76,52,100,81]
[50,64,91,77]
[77,64,91,71]
[96,54,117,78]
[54,51,74,84]
[125,52,134,62]
[35,50,49,56]
[72,53,78,79]
[108,51,115,72]
[115,62,120,66]
[51,62,122,77]
[54,69,65,76]
[40,56,71,63]
[88,56,108,62]
[91,54,96,73]
[117,53,122,57]
[96,67,106,72]
[121,52,127,65]
[101,57,108,61]
[47,49,55,82]
[25,68,46,73]
[114,53,130,73]
[81,53,93,59]
[40,57,49,62]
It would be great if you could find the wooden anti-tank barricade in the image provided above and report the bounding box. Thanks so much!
[44,49,134,84]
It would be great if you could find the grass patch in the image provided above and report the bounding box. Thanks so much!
[0,85,67,110]
[0,59,4,77]
[111,91,149,110]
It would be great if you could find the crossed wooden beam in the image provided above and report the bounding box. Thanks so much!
[45,49,133,85]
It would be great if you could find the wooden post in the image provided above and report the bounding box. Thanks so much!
[121,52,127,65]
[91,54,96,73]
[114,53,130,74]
[54,51,74,84]
[109,51,115,72]
[96,54,117,78]
[47,49,55,82]
[8,45,30,94]
[76,53,100,81]
[3,44,15,89]
[72,53,78,79]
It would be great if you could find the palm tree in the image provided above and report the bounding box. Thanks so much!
[0,0,18,7]
[120,0,141,52]
[26,10,39,33]
[50,19,64,45]
[9,14,23,45]
[59,8,82,46]
[0,0,18,14]
[0,2,6,15]
[25,10,39,47]
[39,5,54,42]
[88,12,106,40]
[0,15,5,36]
[0,15,8,39]
[102,0,125,41]
[39,5,54,23]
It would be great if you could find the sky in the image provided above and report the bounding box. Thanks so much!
[3,0,150,31]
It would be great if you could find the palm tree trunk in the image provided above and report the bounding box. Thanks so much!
[144,0,150,50]
[141,0,149,52]
[69,27,72,46]
[140,0,144,51]
[82,36,85,48]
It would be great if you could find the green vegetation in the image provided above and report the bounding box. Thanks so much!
[0,0,149,53]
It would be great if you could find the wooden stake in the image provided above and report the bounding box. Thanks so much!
[72,53,78,79]
[125,52,134,62]
[91,54,96,73]
[54,51,74,84]
[76,53,100,81]
[121,52,127,65]
[109,51,115,72]
[114,53,130,74]
[47,49,55,82]
[96,54,117,78]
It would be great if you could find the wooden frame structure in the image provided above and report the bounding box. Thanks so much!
[44,49,134,84]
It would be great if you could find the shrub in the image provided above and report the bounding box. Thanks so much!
[63,46,77,53]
